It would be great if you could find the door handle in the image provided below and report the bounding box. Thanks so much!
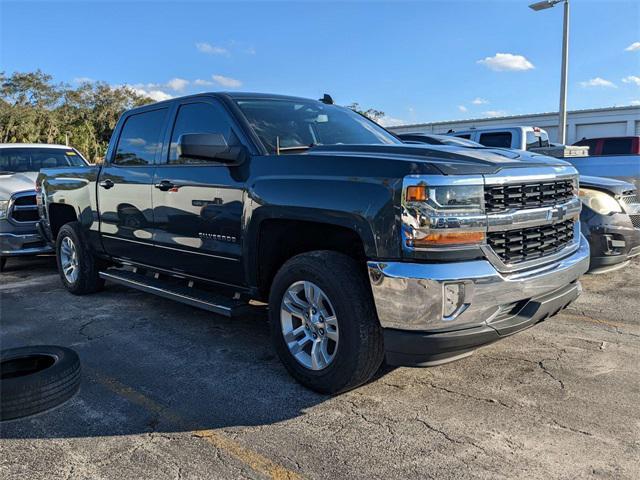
[99,179,114,189]
[154,180,175,191]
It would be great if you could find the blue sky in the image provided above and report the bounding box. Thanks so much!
[1,0,639,126]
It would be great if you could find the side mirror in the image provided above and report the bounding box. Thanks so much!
[178,133,246,165]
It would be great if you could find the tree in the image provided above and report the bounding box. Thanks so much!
[0,71,153,162]
[347,102,385,122]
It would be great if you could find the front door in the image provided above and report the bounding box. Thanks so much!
[98,107,168,265]
[151,99,246,285]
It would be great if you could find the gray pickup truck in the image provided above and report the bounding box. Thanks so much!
[37,93,590,393]
[0,144,88,271]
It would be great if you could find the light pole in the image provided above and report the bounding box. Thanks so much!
[529,0,570,145]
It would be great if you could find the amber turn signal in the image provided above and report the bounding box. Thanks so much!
[406,185,427,202]
[412,231,485,246]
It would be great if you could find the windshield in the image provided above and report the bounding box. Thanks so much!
[234,98,401,154]
[0,148,87,173]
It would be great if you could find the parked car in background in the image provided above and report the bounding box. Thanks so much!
[397,133,483,147]
[574,136,640,156]
[401,135,640,274]
[579,176,640,273]
[448,126,550,151]
[0,144,88,271]
[569,136,640,191]
[37,92,590,393]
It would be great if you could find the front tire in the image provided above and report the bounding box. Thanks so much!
[269,251,384,394]
[56,222,104,295]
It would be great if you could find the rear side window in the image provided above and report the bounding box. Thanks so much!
[526,131,550,149]
[114,109,168,166]
[168,102,237,164]
[601,138,632,155]
[454,134,472,139]
[479,132,512,148]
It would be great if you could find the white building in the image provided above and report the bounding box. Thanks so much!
[388,105,640,144]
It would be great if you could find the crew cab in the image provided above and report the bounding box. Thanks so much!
[0,144,88,272]
[37,93,590,393]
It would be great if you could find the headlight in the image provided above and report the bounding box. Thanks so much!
[403,181,486,248]
[578,188,622,215]
[0,200,9,219]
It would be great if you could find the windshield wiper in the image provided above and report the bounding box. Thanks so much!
[275,140,317,154]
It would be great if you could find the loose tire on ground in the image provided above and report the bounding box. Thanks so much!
[0,345,81,421]
[56,222,104,294]
[269,251,384,394]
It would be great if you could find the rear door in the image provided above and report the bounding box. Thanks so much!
[151,98,246,285]
[98,107,168,264]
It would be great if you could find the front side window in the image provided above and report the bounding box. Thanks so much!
[114,109,167,166]
[601,138,632,155]
[0,148,86,173]
[479,132,513,148]
[234,98,401,154]
[168,102,237,164]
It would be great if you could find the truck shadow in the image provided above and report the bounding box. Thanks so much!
[1,274,392,440]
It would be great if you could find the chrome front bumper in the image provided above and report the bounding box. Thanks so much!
[0,232,53,256]
[368,233,590,332]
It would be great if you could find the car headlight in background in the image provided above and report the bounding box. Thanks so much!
[578,188,622,215]
[0,200,9,219]
[403,182,486,248]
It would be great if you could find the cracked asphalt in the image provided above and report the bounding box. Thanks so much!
[1,255,639,479]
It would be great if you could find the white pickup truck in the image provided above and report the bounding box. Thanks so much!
[449,126,550,151]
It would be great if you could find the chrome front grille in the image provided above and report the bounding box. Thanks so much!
[9,191,39,223]
[619,193,640,228]
[484,180,574,213]
[487,219,576,264]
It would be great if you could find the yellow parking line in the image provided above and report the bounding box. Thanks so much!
[559,311,627,329]
[193,430,302,480]
[91,371,303,480]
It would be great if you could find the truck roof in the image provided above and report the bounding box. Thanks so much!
[0,143,73,149]
[124,92,327,115]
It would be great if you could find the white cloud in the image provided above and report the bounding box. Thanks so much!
[130,87,172,102]
[625,42,640,52]
[212,75,242,88]
[472,97,489,105]
[580,77,617,88]
[196,42,230,56]
[630,100,640,106]
[622,75,640,86]
[166,78,189,91]
[458,105,468,112]
[377,116,406,127]
[483,110,508,118]
[477,53,534,71]
[194,78,215,86]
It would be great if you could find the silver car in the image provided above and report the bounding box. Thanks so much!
[0,144,88,271]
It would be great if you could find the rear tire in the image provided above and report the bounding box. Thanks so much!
[0,257,6,272]
[56,222,104,294]
[269,251,384,394]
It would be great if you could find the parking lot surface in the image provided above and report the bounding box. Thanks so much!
[1,256,639,480]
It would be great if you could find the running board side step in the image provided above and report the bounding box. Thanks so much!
[99,269,250,317]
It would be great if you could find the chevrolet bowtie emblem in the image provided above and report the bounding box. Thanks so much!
[548,206,566,221]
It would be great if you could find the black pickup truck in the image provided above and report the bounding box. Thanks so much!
[37,93,590,393]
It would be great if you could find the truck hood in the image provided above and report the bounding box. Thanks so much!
[579,175,636,196]
[0,171,38,199]
[308,144,571,175]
